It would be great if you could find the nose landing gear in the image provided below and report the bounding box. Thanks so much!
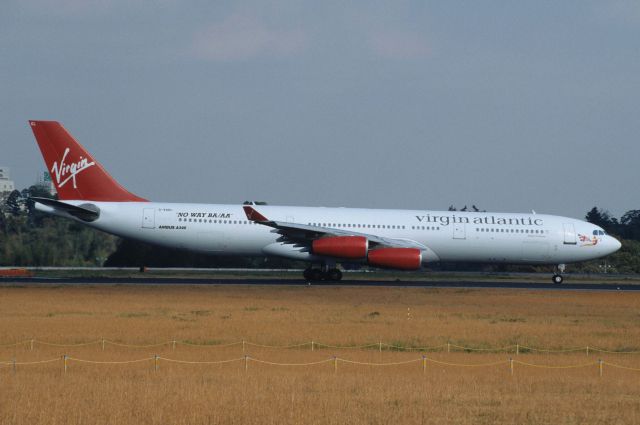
[552,264,566,284]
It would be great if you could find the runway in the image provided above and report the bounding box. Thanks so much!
[1,276,638,291]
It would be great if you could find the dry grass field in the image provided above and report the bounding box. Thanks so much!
[1,283,640,424]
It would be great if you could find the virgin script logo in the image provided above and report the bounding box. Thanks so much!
[51,148,96,189]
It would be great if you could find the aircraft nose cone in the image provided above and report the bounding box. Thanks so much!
[614,238,622,251]
[609,236,622,253]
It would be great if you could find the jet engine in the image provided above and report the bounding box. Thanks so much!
[367,248,422,270]
[312,236,368,259]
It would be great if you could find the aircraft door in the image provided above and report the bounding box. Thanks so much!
[453,223,466,239]
[142,208,155,229]
[563,223,577,245]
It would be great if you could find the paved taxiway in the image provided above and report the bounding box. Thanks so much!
[1,277,638,291]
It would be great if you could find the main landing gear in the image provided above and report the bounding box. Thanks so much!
[552,264,566,284]
[303,267,343,282]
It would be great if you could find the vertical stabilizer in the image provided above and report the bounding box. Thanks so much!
[29,121,147,202]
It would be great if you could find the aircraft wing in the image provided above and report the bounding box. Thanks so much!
[242,206,427,251]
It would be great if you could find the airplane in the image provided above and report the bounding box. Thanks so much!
[28,120,621,284]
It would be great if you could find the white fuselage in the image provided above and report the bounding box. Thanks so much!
[36,202,621,266]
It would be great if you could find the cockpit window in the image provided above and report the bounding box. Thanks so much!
[599,230,606,235]
[593,230,598,235]
[594,230,606,236]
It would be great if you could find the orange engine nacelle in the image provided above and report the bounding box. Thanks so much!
[368,248,422,270]
[312,236,368,259]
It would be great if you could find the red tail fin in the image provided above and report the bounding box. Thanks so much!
[29,121,147,202]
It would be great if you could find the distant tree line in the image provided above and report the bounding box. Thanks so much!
[585,207,640,241]
[1,189,639,273]
[0,186,117,266]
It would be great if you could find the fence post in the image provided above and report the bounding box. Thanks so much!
[334,356,338,374]
[422,355,426,375]
[516,344,519,356]
[172,340,176,350]
[447,342,450,353]
[599,359,603,377]
[154,354,159,372]
[311,341,314,352]
[244,355,248,373]
[63,355,68,373]
[102,338,105,351]
[509,358,513,376]
[379,341,382,353]
[30,339,34,351]
[586,346,589,356]
[242,340,246,354]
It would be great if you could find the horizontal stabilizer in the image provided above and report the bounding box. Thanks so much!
[31,197,100,222]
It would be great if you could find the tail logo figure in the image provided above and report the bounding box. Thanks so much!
[51,147,96,189]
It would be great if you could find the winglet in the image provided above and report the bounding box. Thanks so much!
[243,206,269,222]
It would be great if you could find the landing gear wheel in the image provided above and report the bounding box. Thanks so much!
[552,274,563,284]
[309,268,323,281]
[304,267,341,282]
[325,268,343,281]
[303,268,312,280]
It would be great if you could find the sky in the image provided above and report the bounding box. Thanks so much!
[1,0,638,219]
